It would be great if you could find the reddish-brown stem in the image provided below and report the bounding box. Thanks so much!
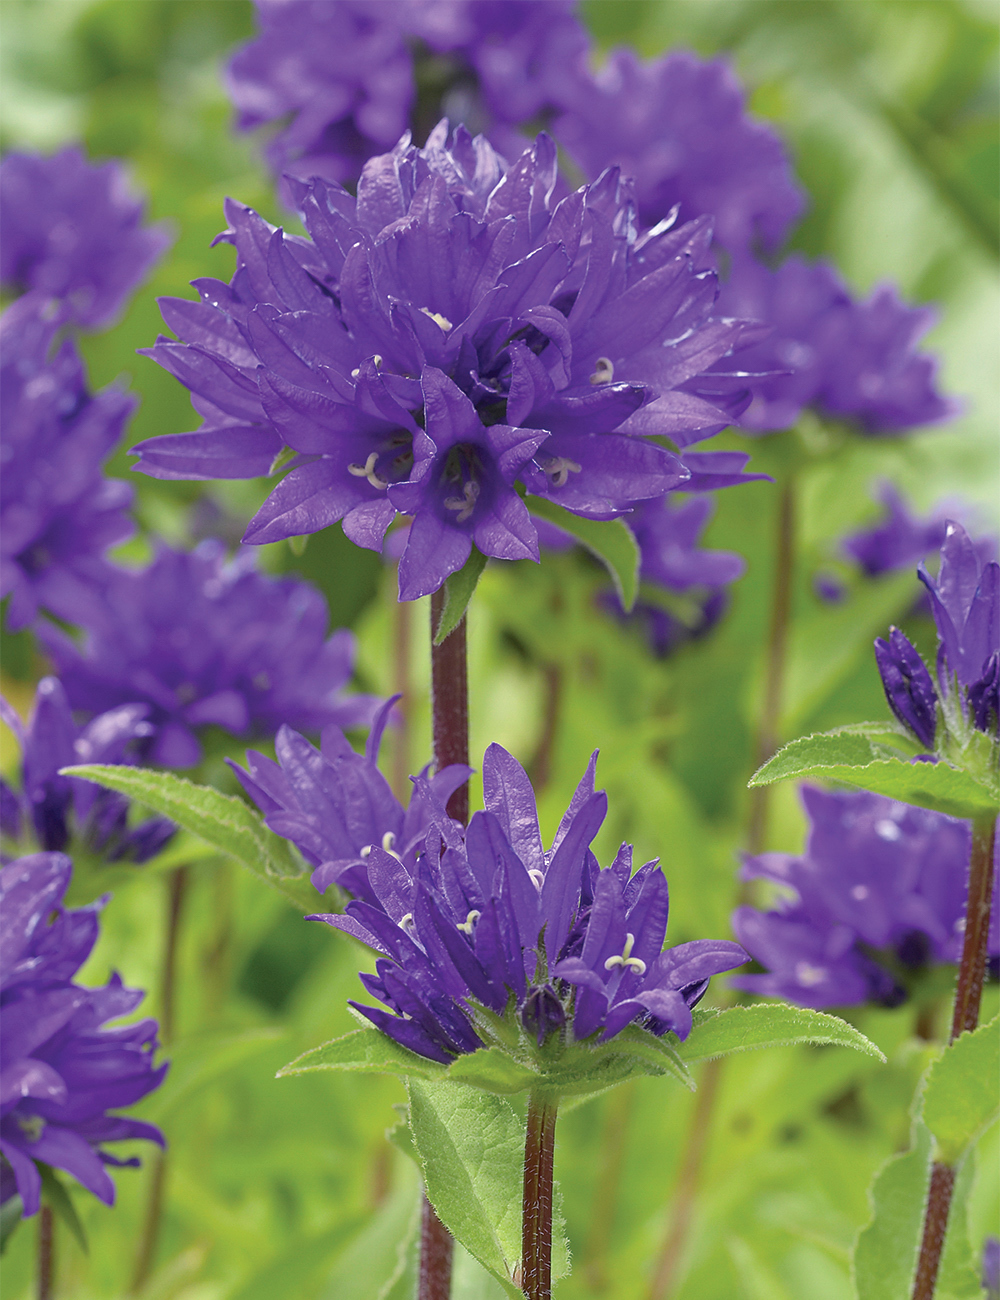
[430,591,469,823]
[911,813,997,1300]
[648,1057,724,1300]
[528,663,562,795]
[911,1163,956,1300]
[419,1198,455,1300]
[37,1204,54,1300]
[521,1093,558,1300]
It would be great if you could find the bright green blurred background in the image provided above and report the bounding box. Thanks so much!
[0,2,997,1297]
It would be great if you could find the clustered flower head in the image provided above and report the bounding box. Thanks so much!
[0,853,167,1216]
[133,122,764,599]
[0,678,175,865]
[226,0,589,199]
[1,296,136,632]
[39,542,378,769]
[732,785,1000,1009]
[229,694,471,897]
[717,255,955,436]
[0,147,171,329]
[304,744,745,1062]
[875,522,999,751]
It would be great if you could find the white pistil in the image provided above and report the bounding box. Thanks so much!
[359,845,372,858]
[456,909,481,935]
[604,933,646,975]
[381,830,403,863]
[543,456,582,489]
[589,356,615,385]
[527,869,545,891]
[347,451,388,490]
[420,308,454,332]
[351,354,383,379]
[444,480,480,523]
[398,912,414,930]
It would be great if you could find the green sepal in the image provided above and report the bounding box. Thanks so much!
[748,730,999,819]
[432,547,488,645]
[922,1014,999,1165]
[677,1002,886,1063]
[39,1163,88,1256]
[526,495,640,611]
[60,764,317,909]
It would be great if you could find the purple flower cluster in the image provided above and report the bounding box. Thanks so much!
[717,255,954,436]
[226,0,588,199]
[0,854,167,1216]
[0,147,170,329]
[133,125,762,599]
[732,785,999,1009]
[875,522,999,749]
[39,543,378,769]
[1,297,135,631]
[302,745,745,1062]
[1,679,175,865]
[843,485,997,580]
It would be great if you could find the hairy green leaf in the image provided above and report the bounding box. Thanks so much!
[447,1048,540,1094]
[526,496,640,611]
[433,547,488,645]
[61,764,316,908]
[748,733,998,819]
[853,1120,932,1300]
[677,1003,886,1063]
[277,1027,448,1082]
[922,1015,1000,1164]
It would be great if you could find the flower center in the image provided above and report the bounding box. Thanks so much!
[444,480,480,523]
[604,933,647,975]
[541,456,582,489]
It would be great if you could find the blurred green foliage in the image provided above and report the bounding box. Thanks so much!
[0,0,997,1296]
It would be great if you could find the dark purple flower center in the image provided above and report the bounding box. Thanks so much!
[438,442,486,525]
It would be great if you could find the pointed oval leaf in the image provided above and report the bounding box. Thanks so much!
[922,1015,1000,1164]
[527,496,639,610]
[433,547,488,644]
[677,1003,885,1063]
[277,1027,448,1082]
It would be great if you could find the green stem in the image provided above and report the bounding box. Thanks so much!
[37,1204,53,1300]
[521,1093,558,1300]
[910,813,997,1300]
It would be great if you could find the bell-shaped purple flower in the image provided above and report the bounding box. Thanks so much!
[38,543,379,769]
[0,148,170,329]
[0,297,136,632]
[0,678,175,864]
[732,786,999,1009]
[0,854,167,1216]
[874,627,939,751]
[308,745,745,1063]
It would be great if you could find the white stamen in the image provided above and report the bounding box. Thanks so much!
[444,480,480,523]
[457,909,481,935]
[359,845,372,858]
[543,456,582,489]
[420,308,453,332]
[604,932,646,975]
[398,912,414,930]
[527,869,545,891]
[589,356,615,385]
[347,451,388,490]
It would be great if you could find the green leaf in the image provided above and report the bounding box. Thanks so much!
[447,1047,540,1095]
[60,764,317,908]
[922,1015,1000,1164]
[852,1119,932,1300]
[39,1164,87,1256]
[228,1214,367,1300]
[677,1003,886,1063]
[318,1168,422,1300]
[433,547,488,645]
[526,496,640,611]
[0,1194,21,1254]
[748,732,998,820]
[277,1027,448,1083]
[597,1023,695,1091]
[406,1078,526,1298]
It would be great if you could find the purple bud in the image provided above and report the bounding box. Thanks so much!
[521,983,567,1046]
[874,627,937,749]
[969,651,999,736]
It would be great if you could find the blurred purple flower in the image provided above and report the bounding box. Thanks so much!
[554,48,805,254]
[38,543,379,769]
[732,785,999,1009]
[844,485,951,578]
[0,853,167,1216]
[230,694,471,897]
[0,148,170,329]
[0,297,135,632]
[310,745,745,1062]
[983,1237,1000,1300]
[0,678,175,865]
[133,125,764,598]
[717,254,955,435]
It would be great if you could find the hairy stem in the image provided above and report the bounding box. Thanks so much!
[911,813,997,1300]
[37,1204,53,1300]
[648,1057,724,1300]
[419,1197,455,1300]
[521,1093,558,1300]
[746,473,796,857]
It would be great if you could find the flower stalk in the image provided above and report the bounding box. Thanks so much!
[37,1204,54,1300]
[521,1092,559,1300]
[911,811,997,1300]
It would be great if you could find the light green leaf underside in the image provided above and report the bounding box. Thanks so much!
[852,1119,932,1300]
[433,547,488,644]
[61,763,316,909]
[526,496,640,611]
[678,1003,886,1063]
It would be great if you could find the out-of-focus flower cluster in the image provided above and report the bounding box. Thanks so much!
[733,785,1000,1009]
[0,854,167,1216]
